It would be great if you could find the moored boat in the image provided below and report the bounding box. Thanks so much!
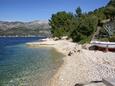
[90,41,115,52]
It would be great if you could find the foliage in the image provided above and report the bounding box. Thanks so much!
[49,11,74,38]
[93,7,106,21]
[109,36,115,42]
[49,0,115,43]
[75,7,82,17]
[104,0,115,18]
[70,14,98,43]
[98,38,109,42]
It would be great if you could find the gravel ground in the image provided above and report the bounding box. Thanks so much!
[49,40,115,86]
[27,39,115,86]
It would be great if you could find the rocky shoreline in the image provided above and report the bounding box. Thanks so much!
[27,39,115,86]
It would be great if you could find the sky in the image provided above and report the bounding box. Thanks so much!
[0,0,109,21]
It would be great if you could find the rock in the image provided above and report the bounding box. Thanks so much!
[68,51,72,56]
[77,50,81,53]
[75,83,84,86]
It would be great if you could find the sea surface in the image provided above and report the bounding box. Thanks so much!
[0,37,63,86]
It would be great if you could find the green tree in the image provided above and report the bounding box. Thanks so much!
[49,11,73,38]
[75,7,82,17]
[104,0,115,19]
[70,14,98,43]
[93,7,106,21]
[49,0,114,44]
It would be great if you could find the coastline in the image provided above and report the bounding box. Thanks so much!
[27,39,115,86]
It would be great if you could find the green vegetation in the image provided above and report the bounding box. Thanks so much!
[70,14,98,43]
[98,38,109,42]
[105,0,115,19]
[49,0,115,43]
[109,36,115,42]
[49,11,73,39]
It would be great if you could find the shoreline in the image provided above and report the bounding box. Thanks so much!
[27,39,115,86]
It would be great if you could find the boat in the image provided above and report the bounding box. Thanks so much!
[90,41,115,52]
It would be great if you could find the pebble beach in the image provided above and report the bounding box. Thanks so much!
[27,39,115,86]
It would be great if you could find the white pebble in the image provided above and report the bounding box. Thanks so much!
[61,78,63,81]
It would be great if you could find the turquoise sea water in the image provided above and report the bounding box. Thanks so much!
[0,37,63,86]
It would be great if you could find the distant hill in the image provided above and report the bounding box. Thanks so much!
[0,20,51,37]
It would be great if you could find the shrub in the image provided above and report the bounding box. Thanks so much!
[109,36,115,42]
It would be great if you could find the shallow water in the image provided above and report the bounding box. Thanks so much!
[0,37,63,86]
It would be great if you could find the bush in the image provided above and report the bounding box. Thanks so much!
[109,36,115,42]
[98,38,109,42]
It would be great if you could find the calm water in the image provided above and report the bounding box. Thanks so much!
[0,37,63,86]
